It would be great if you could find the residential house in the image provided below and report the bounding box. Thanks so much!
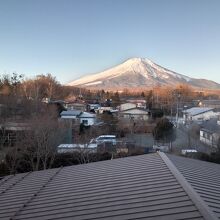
[182,107,217,123]
[87,103,101,112]
[78,112,96,126]
[97,106,115,114]
[60,110,96,126]
[65,102,87,111]
[198,99,220,109]
[60,110,96,144]
[200,119,220,148]
[119,102,136,111]
[1,152,220,219]
[119,107,149,120]
[200,128,220,148]
[60,110,81,119]
[126,98,147,108]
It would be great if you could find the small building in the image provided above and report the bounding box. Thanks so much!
[200,128,220,148]
[198,99,220,109]
[200,119,220,148]
[119,107,149,120]
[119,103,136,111]
[200,118,220,147]
[126,98,147,109]
[78,112,96,126]
[60,110,81,119]
[183,107,216,122]
[60,110,96,126]
[97,106,115,114]
[87,103,101,111]
[65,102,87,111]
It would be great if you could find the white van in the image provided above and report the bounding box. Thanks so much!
[95,135,116,145]
[89,135,116,147]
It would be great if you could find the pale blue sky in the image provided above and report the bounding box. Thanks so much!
[0,0,220,84]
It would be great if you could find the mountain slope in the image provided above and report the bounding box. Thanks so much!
[68,58,220,90]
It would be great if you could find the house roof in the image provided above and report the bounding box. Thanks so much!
[60,110,82,117]
[200,119,220,133]
[183,107,214,116]
[0,153,220,219]
[168,154,220,219]
[0,122,30,131]
[200,100,220,105]
[79,112,96,118]
[120,107,149,114]
[120,103,137,106]
[67,103,86,106]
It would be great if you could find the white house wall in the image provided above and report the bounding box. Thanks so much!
[80,117,96,126]
[200,130,219,147]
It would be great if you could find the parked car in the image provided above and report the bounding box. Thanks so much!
[181,149,198,155]
[88,135,117,148]
[95,135,116,145]
[153,145,169,152]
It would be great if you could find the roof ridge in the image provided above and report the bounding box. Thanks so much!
[158,152,218,220]
[10,167,63,220]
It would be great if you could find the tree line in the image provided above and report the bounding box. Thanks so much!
[1,72,220,176]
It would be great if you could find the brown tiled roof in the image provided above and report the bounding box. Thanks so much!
[0,153,219,220]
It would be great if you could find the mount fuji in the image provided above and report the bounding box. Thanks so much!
[68,58,220,90]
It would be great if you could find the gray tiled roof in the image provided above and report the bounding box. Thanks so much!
[0,153,219,220]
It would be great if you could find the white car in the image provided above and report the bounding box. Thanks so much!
[153,145,169,152]
[181,149,198,155]
[96,135,116,144]
[89,135,117,147]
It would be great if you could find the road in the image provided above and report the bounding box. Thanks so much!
[173,127,213,154]
[124,127,215,154]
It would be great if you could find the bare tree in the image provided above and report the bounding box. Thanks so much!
[19,108,68,171]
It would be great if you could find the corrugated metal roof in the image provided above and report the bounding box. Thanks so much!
[0,153,219,219]
[182,107,213,116]
[168,154,220,219]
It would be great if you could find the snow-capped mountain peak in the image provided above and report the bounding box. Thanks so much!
[67,58,220,90]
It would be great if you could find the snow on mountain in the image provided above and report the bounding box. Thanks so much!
[67,58,220,90]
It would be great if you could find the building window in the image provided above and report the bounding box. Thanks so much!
[82,120,88,125]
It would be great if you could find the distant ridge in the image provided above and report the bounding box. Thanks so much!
[68,58,220,90]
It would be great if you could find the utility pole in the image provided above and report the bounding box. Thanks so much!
[176,93,181,127]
